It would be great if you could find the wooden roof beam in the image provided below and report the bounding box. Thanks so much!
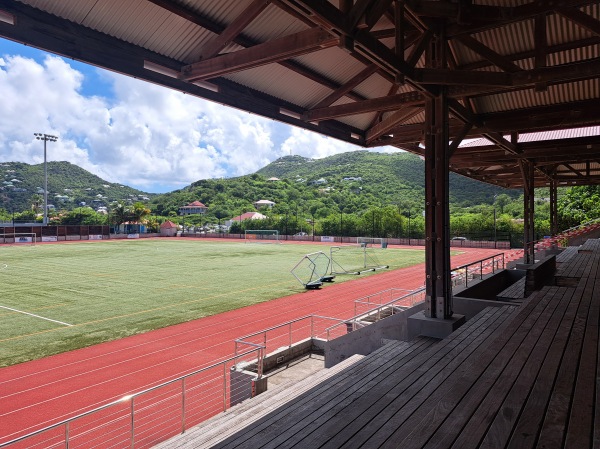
[181,28,338,82]
[556,6,600,36]
[197,0,271,60]
[366,108,421,142]
[312,65,378,109]
[454,35,523,73]
[148,0,366,102]
[446,0,598,36]
[303,90,424,121]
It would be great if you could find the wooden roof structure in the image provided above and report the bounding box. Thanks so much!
[1,1,600,189]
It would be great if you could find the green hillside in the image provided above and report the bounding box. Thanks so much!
[150,151,518,219]
[257,152,516,207]
[0,161,153,213]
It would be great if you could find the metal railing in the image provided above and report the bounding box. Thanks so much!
[0,347,261,449]
[234,315,347,375]
[326,288,427,337]
[451,252,505,288]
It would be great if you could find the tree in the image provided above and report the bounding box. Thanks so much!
[30,194,43,215]
[131,202,150,224]
[494,194,511,214]
[112,202,130,227]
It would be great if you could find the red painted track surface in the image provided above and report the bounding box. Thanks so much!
[0,242,521,445]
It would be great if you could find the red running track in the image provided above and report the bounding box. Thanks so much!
[0,245,521,445]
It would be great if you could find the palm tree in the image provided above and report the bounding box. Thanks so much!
[30,194,43,215]
[131,202,151,224]
[112,202,129,228]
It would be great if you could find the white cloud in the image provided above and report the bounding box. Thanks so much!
[0,52,401,192]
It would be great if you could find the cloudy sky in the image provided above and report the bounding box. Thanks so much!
[0,38,401,193]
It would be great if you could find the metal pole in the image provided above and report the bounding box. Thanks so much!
[34,133,58,226]
[181,378,186,434]
[223,362,227,411]
[43,139,47,225]
[494,206,497,249]
[130,398,135,449]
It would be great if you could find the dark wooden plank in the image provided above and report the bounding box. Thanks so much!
[458,287,577,449]
[343,290,555,449]
[212,336,438,449]
[295,307,517,449]
[564,257,600,448]
[534,273,595,448]
[387,288,563,449]
[254,308,510,449]
[497,277,527,300]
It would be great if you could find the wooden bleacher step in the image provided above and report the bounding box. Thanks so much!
[156,338,431,449]
[154,353,364,449]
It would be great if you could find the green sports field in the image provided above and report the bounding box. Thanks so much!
[0,239,425,367]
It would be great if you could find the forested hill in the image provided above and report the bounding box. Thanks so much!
[150,151,518,217]
[257,152,517,206]
[0,161,152,212]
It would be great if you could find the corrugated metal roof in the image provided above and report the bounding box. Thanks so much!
[7,0,600,188]
[460,126,600,148]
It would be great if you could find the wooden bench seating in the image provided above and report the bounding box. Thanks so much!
[555,245,579,263]
[496,276,526,302]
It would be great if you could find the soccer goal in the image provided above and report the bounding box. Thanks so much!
[244,230,280,243]
[357,236,384,247]
[330,245,388,275]
[1,233,37,245]
[290,251,335,289]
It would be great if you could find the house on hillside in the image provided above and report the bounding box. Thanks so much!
[310,178,327,185]
[267,177,280,182]
[178,201,208,215]
[225,212,266,228]
[253,199,275,209]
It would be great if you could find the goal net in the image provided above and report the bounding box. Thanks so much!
[244,230,280,243]
[357,236,384,247]
[290,251,333,289]
[330,245,388,275]
[1,233,37,245]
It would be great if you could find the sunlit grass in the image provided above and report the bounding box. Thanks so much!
[0,239,425,366]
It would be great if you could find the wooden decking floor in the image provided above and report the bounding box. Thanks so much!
[202,243,600,449]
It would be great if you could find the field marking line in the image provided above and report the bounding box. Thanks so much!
[0,279,293,344]
[0,306,73,327]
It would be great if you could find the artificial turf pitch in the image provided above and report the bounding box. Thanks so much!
[0,239,425,367]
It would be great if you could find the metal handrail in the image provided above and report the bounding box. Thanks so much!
[325,287,427,339]
[0,347,261,448]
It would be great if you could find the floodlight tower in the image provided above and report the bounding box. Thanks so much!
[34,133,58,225]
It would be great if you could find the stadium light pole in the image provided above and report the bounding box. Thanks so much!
[34,133,58,225]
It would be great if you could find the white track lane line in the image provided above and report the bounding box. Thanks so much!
[0,306,72,327]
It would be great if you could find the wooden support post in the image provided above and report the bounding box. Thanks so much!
[550,180,558,236]
[522,160,536,264]
[424,32,452,319]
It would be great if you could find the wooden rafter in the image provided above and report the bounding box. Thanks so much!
[556,6,600,36]
[303,91,423,121]
[181,28,338,82]
[366,108,421,142]
[197,0,271,60]
[454,35,523,73]
[312,65,378,109]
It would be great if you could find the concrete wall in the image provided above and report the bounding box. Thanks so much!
[320,303,425,368]
[261,339,314,373]
[453,269,525,301]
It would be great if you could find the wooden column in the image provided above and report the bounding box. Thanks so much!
[522,160,536,264]
[550,180,558,235]
[424,33,452,319]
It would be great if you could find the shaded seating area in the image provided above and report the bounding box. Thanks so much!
[163,241,600,449]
